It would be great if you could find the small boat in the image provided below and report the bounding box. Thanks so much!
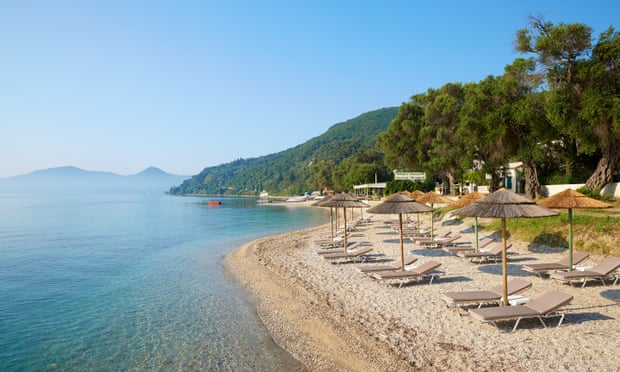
[286,196,307,202]
[207,200,222,206]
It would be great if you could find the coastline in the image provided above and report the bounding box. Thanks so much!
[225,212,620,371]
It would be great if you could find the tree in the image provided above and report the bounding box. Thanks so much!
[459,76,517,191]
[516,17,620,191]
[376,102,426,171]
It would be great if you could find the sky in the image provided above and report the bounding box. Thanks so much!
[1,1,618,178]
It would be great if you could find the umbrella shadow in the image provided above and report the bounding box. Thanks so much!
[601,289,620,303]
[381,238,406,244]
[477,263,535,277]
[377,231,398,236]
[564,312,615,325]
[436,275,473,284]
[527,233,567,253]
[409,248,452,257]
[441,219,463,227]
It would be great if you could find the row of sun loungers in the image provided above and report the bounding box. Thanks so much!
[314,216,618,332]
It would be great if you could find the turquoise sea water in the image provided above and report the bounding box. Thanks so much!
[0,192,326,371]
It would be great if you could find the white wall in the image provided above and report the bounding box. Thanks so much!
[541,182,620,198]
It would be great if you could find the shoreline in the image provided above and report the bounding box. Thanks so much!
[225,213,620,371]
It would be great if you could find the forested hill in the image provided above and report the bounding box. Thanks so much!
[169,107,398,196]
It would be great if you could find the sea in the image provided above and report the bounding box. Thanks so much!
[0,191,327,371]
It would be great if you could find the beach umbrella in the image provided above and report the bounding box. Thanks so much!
[320,193,368,252]
[367,194,433,270]
[408,190,427,229]
[453,189,559,306]
[538,189,612,271]
[449,191,486,251]
[416,191,452,240]
[312,195,335,239]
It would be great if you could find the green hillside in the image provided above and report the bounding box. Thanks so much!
[169,107,398,196]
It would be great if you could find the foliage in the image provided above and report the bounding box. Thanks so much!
[169,107,398,195]
[384,179,435,195]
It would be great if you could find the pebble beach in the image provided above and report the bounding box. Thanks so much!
[225,204,620,371]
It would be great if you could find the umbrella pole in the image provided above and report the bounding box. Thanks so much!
[343,208,348,253]
[501,218,508,306]
[399,213,405,271]
[330,207,334,239]
[430,204,434,241]
[568,208,574,272]
[475,216,479,252]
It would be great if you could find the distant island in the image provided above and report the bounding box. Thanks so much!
[0,166,189,193]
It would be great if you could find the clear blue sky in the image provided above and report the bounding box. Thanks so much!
[1,1,618,178]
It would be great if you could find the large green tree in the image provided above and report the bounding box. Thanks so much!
[517,17,620,191]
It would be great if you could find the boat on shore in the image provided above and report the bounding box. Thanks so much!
[285,196,307,202]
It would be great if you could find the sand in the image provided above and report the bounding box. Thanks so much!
[225,210,620,371]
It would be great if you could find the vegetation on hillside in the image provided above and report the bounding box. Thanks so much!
[169,107,397,195]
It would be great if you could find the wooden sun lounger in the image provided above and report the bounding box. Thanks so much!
[316,241,361,254]
[356,255,418,273]
[550,257,620,287]
[371,261,442,288]
[441,278,532,311]
[468,290,573,332]
[418,234,463,248]
[443,235,495,253]
[522,251,590,277]
[456,242,512,264]
[321,246,374,263]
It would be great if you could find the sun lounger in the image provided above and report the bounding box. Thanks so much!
[314,236,344,248]
[468,290,573,332]
[522,251,590,277]
[356,255,418,273]
[321,246,374,263]
[443,235,495,253]
[456,242,512,264]
[441,278,532,312]
[549,257,620,287]
[371,260,442,287]
[316,241,361,254]
[418,234,463,248]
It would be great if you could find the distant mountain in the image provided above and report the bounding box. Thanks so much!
[0,166,189,193]
[170,107,398,196]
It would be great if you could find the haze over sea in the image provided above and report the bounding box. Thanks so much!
[0,191,326,370]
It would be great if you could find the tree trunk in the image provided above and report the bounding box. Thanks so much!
[489,170,503,192]
[523,160,542,199]
[585,152,618,191]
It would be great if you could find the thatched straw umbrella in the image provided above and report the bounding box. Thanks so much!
[416,191,453,240]
[367,194,433,270]
[449,191,486,251]
[453,189,559,306]
[538,189,612,271]
[320,193,368,252]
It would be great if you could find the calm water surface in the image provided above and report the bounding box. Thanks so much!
[0,192,327,371]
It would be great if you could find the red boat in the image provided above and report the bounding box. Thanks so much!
[206,200,222,206]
